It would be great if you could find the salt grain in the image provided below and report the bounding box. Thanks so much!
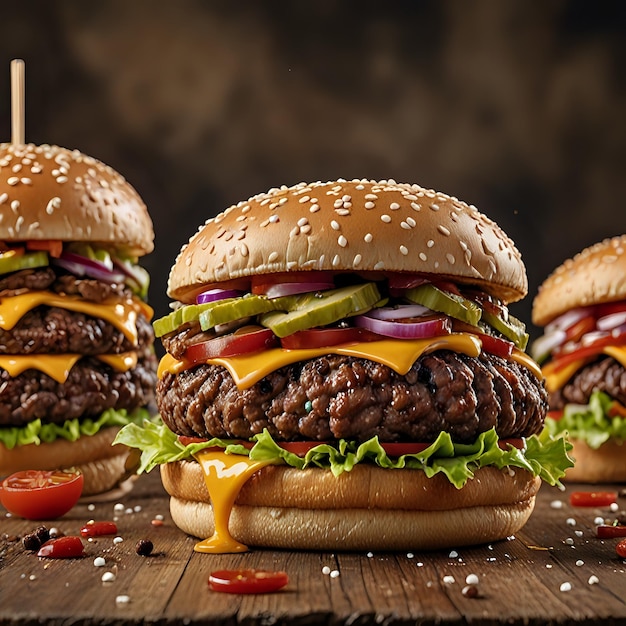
[588,575,599,585]
[94,557,106,567]
[102,572,116,583]
[330,570,340,578]
[322,566,331,575]
[576,560,584,567]
[465,574,479,586]
[559,582,572,592]
[550,500,564,509]
[115,595,131,605]
[443,575,455,585]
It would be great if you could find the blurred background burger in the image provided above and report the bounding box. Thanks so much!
[531,235,626,482]
[0,141,157,496]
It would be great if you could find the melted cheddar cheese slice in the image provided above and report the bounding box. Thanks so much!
[0,351,139,383]
[0,291,153,344]
[542,345,626,393]
[158,333,542,390]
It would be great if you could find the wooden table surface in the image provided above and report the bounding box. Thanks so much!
[1,470,625,626]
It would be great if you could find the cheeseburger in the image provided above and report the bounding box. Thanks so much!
[0,143,157,496]
[531,235,626,483]
[118,178,572,551]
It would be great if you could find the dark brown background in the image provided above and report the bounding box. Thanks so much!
[1,0,625,339]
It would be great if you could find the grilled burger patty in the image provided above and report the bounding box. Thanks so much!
[549,357,626,410]
[157,351,548,444]
[0,348,158,426]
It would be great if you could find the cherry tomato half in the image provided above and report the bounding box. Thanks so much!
[184,326,278,363]
[0,469,83,520]
[208,569,289,594]
[569,491,617,508]
[37,536,85,559]
[617,539,626,559]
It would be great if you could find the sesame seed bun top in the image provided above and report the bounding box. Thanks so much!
[0,143,154,256]
[532,235,626,327]
[168,178,527,304]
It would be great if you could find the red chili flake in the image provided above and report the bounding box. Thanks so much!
[151,519,164,527]
[80,521,118,538]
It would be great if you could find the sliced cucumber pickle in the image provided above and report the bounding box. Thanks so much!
[405,283,482,326]
[199,294,295,331]
[482,310,529,350]
[153,299,236,337]
[260,283,381,338]
[0,250,49,276]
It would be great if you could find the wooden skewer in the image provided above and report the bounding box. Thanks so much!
[11,59,25,145]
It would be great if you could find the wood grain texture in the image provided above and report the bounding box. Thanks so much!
[1,470,625,625]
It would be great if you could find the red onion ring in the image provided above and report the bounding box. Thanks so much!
[196,288,243,304]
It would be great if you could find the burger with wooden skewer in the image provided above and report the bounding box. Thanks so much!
[117,178,573,552]
[0,60,157,497]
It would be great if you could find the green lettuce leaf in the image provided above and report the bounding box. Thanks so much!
[114,418,574,488]
[544,390,626,449]
[0,407,152,450]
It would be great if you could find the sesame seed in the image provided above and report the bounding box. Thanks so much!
[364,202,376,210]
[438,225,451,236]
[336,208,350,216]
[430,203,440,211]
[446,253,456,265]
[331,220,341,231]
[11,200,20,211]
[403,194,418,201]
[299,195,310,204]
[365,194,378,200]
[353,254,362,267]
[268,251,279,263]
[401,222,411,230]
[374,261,385,270]
[7,177,19,186]
[381,214,391,223]
[309,204,320,213]
[269,215,279,223]
[290,227,300,238]
[297,217,308,226]
[419,252,427,261]
[332,254,341,266]
[338,235,347,247]
[301,224,311,234]
[0,193,7,204]
[342,195,351,202]
[400,245,408,255]
[333,199,343,208]
[411,202,421,211]
[56,176,68,184]
[21,177,32,185]
[11,164,21,172]
[389,202,400,210]
[279,197,288,205]
[364,233,373,243]
[240,244,249,257]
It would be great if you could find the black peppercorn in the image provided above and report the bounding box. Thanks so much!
[34,526,50,544]
[22,533,41,551]
[135,538,154,556]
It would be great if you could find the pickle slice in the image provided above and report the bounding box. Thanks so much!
[260,283,381,338]
[405,283,481,326]
[153,299,236,337]
[199,294,295,331]
[481,310,529,350]
[0,250,49,276]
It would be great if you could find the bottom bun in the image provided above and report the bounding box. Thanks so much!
[161,461,540,551]
[0,427,132,496]
[563,439,626,483]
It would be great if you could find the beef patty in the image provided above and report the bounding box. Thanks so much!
[549,356,626,410]
[157,351,548,444]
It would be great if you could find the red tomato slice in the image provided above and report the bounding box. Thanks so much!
[0,469,83,520]
[379,442,432,456]
[26,239,63,258]
[596,525,626,539]
[278,441,327,456]
[498,438,526,450]
[251,271,335,295]
[208,569,289,594]
[552,330,626,370]
[569,491,617,507]
[564,316,596,344]
[595,301,626,318]
[476,333,514,358]
[37,536,85,559]
[280,327,382,350]
[184,326,278,363]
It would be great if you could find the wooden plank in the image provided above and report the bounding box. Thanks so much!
[1,471,626,625]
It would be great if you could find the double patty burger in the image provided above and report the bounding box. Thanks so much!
[532,235,626,483]
[0,143,157,496]
[118,178,572,551]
